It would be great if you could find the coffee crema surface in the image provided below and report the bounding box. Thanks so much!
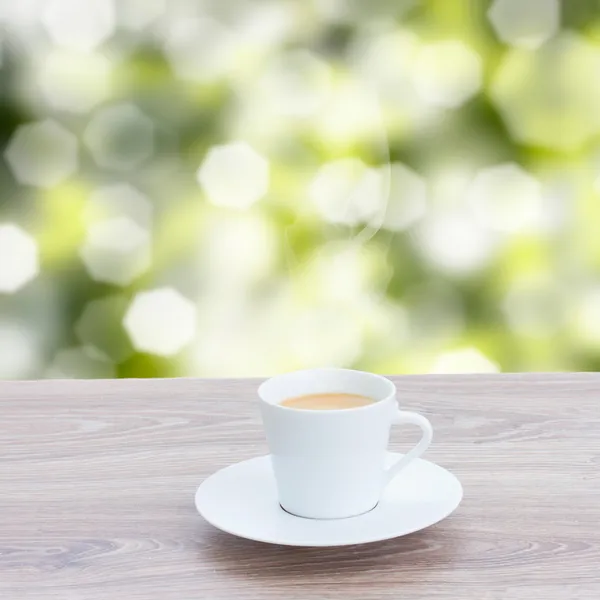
[280,393,375,411]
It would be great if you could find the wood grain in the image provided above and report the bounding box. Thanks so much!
[1,374,599,599]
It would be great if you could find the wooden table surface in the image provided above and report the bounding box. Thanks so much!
[1,374,599,599]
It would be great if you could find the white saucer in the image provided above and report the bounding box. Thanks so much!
[195,453,463,547]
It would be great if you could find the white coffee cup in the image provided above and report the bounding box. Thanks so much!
[258,368,433,519]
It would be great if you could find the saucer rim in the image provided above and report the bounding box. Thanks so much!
[195,454,463,547]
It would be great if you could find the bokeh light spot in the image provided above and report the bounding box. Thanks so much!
[47,346,115,379]
[309,158,383,226]
[468,163,543,233]
[303,242,389,303]
[117,0,165,31]
[488,0,560,49]
[231,1,296,50]
[416,211,497,275]
[431,348,499,374]
[80,217,151,286]
[85,183,153,228]
[288,307,364,369]
[203,214,277,289]
[36,50,112,113]
[574,288,600,348]
[491,33,600,151]
[350,30,422,115]
[124,287,197,356]
[84,103,154,171]
[381,163,427,231]
[163,17,237,83]
[414,41,482,108]
[0,224,39,293]
[0,0,51,57]
[197,141,269,209]
[315,78,383,147]
[0,322,41,379]
[4,120,78,188]
[42,0,115,51]
[256,50,332,118]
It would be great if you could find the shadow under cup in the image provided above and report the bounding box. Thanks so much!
[258,368,398,520]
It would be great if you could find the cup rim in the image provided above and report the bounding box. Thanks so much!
[258,367,396,414]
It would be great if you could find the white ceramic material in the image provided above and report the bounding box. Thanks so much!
[258,368,433,519]
[195,453,462,547]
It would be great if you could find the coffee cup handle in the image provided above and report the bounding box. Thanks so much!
[384,410,433,486]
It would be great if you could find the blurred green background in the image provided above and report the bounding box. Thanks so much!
[1,0,600,379]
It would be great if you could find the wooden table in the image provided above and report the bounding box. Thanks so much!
[1,374,599,599]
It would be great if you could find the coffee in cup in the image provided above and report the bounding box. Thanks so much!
[280,392,375,410]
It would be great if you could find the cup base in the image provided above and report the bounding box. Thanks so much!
[279,502,379,520]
